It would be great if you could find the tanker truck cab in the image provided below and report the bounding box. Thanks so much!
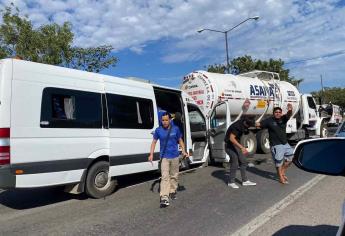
[301,94,318,126]
[299,94,328,138]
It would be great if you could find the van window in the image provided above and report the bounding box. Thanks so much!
[52,94,76,120]
[41,88,102,128]
[210,103,227,128]
[107,94,154,129]
[188,105,206,132]
[307,97,316,110]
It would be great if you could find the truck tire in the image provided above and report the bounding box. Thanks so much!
[256,129,270,154]
[240,132,257,156]
[320,122,328,138]
[85,161,117,199]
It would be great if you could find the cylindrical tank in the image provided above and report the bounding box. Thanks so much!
[181,71,300,118]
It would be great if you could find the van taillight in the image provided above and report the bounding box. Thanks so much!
[0,128,10,165]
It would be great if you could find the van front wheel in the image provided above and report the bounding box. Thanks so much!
[85,161,117,198]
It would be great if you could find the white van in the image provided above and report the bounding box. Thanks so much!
[0,59,208,198]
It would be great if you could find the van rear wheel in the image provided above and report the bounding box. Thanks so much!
[85,161,117,199]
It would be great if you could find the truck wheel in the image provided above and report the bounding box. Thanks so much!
[85,161,117,199]
[256,129,270,154]
[240,132,257,156]
[320,122,328,138]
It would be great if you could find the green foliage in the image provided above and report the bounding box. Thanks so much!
[0,4,117,72]
[67,45,117,73]
[311,87,345,109]
[206,55,303,86]
[205,63,227,73]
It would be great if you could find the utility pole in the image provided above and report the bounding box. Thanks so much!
[320,74,324,104]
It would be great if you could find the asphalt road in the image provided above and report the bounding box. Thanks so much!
[0,153,333,236]
[251,175,344,236]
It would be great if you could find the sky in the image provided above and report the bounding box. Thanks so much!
[1,0,345,93]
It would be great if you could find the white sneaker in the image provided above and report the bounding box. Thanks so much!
[228,183,239,189]
[242,180,257,186]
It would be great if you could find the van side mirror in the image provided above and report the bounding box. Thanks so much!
[293,138,345,176]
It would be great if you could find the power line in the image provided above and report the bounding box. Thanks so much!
[285,50,345,65]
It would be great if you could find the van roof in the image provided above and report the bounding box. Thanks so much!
[4,58,182,93]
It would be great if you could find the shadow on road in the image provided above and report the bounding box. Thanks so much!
[211,161,278,185]
[211,169,228,184]
[272,224,339,236]
[0,171,162,210]
[247,166,278,182]
[0,187,87,210]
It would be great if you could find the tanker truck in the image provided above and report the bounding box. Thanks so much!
[318,103,343,127]
[181,70,328,164]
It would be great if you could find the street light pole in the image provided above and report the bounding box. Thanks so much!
[198,16,259,73]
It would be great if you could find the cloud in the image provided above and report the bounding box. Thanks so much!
[0,0,343,93]
[289,52,345,92]
[129,45,146,54]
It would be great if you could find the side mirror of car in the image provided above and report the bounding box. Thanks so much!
[293,138,345,176]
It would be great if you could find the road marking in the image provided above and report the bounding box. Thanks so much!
[230,174,326,236]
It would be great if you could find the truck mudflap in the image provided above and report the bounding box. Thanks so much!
[0,165,16,188]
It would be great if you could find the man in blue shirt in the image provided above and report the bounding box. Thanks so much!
[148,112,188,208]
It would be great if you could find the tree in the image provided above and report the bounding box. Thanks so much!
[205,63,227,74]
[0,4,117,72]
[206,55,303,87]
[311,87,345,109]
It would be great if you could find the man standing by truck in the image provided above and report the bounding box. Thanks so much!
[256,104,294,184]
[224,115,257,189]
